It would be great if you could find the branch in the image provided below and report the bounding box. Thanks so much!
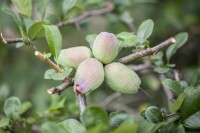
[100,92,121,107]
[47,78,73,95]
[1,2,114,44]
[56,1,114,27]
[173,69,180,81]
[118,37,176,64]
[77,94,87,114]
[127,61,152,72]
[35,51,62,73]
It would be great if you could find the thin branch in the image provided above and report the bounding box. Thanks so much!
[1,32,23,44]
[100,92,122,107]
[47,78,73,95]
[34,51,62,73]
[173,69,180,81]
[77,94,87,114]
[2,2,114,44]
[118,37,176,64]
[56,1,114,27]
[127,61,152,72]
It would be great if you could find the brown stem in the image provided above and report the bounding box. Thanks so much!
[47,78,73,95]
[2,2,114,44]
[34,51,62,73]
[118,37,176,64]
[56,2,114,27]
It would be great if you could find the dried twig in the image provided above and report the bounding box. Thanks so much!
[47,78,73,95]
[118,37,176,64]
[127,61,152,72]
[1,2,114,44]
[35,51,62,72]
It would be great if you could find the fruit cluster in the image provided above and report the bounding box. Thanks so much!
[58,32,141,94]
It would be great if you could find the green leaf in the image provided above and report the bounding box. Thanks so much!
[19,101,32,115]
[161,78,183,95]
[11,0,32,17]
[28,21,47,40]
[1,7,28,43]
[109,110,128,127]
[41,122,66,133]
[137,19,154,43]
[63,0,77,15]
[154,66,170,74]
[151,121,170,133]
[59,119,86,133]
[112,123,138,133]
[35,0,49,19]
[49,97,66,111]
[191,69,200,87]
[173,125,185,133]
[44,68,73,80]
[117,32,137,47]
[120,11,134,25]
[184,111,200,129]
[4,97,21,120]
[170,92,187,112]
[166,32,188,62]
[85,34,97,49]
[145,106,164,123]
[0,117,10,128]
[80,106,109,128]
[180,87,200,120]
[44,24,63,58]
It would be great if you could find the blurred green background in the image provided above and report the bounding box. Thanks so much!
[0,0,200,120]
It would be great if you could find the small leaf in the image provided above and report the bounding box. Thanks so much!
[120,11,133,25]
[166,32,188,62]
[35,0,50,19]
[174,124,185,133]
[145,106,164,123]
[184,111,200,129]
[0,117,10,128]
[109,110,128,127]
[4,97,21,120]
[59,119,86,133]
[28,21,47,40]
[154,66,170,74]
[161,78,183,95]
[20,101,32,115]
[180,87,200,120]
[191,69,200,87]
[80,106,109,128]
[44,68,72,80]
[11,0,32,17]
[137,19,154,43]
[63,0,77,14]
[112,123,138,133]
[85,34,97,49]
[44,24,63,58]
[170,92,187,112]
[16,42,25,48]
[117,32,137,47]
[41,122,66,133]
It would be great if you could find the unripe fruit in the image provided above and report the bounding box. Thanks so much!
[104,62,141,94]
[92,32,118,64]
[57,46,92,68]
[74,58,104,94]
